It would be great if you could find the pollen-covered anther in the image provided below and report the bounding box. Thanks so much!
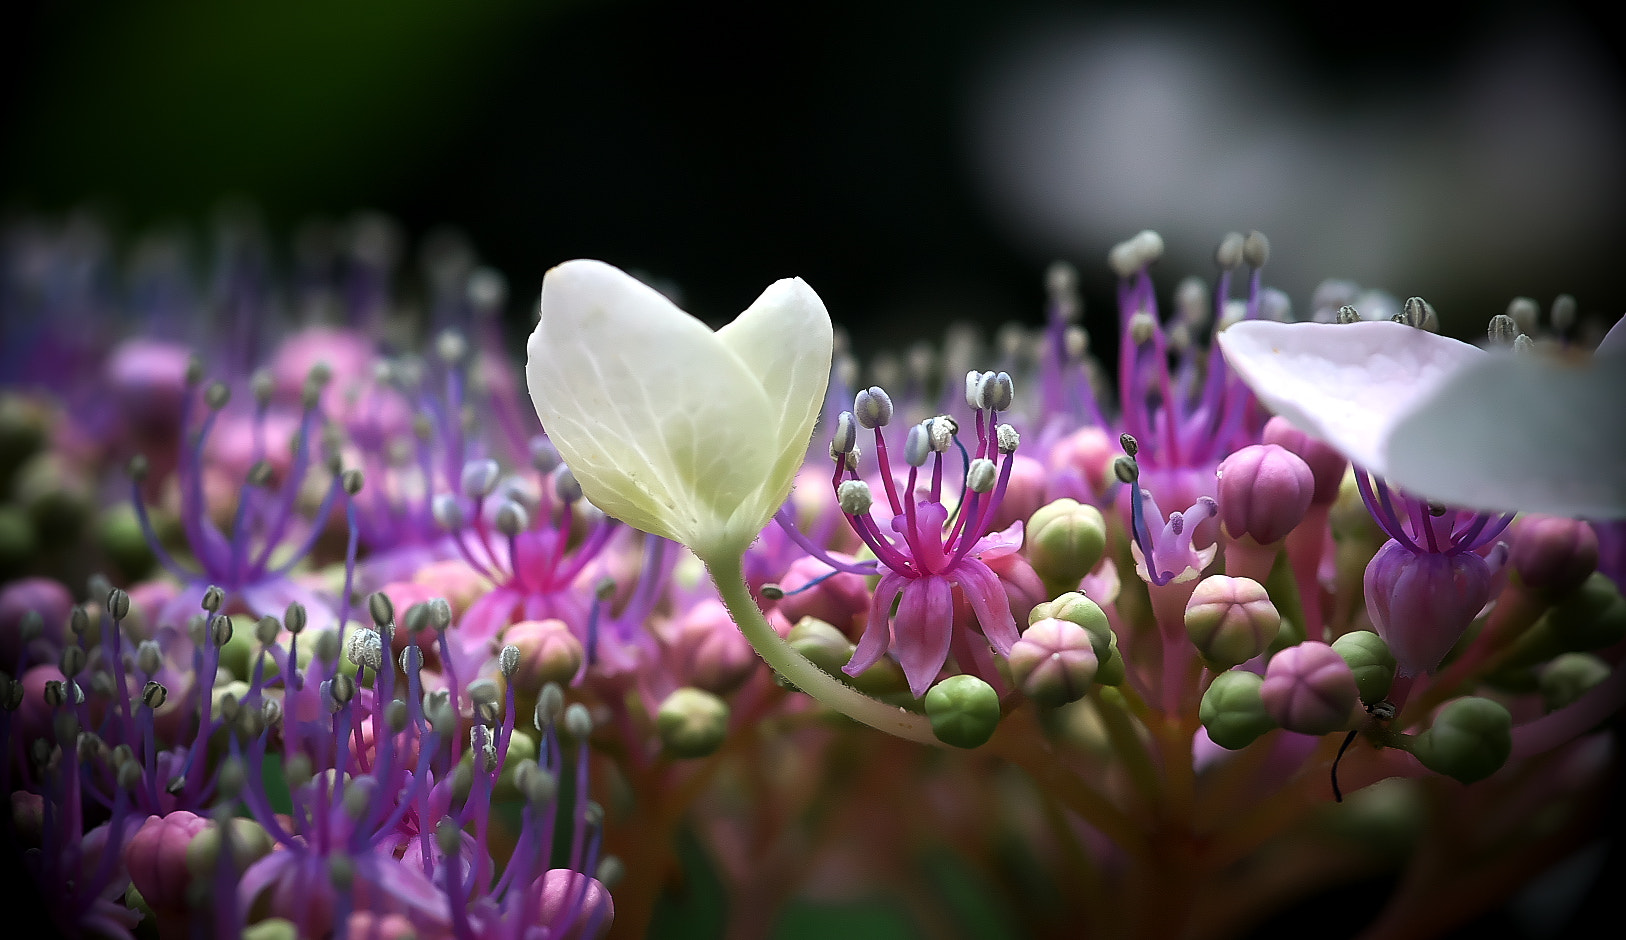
[346,628,383,673]
[1243,230,1270,267]
[1113,456,1140,485]
[967,459,998,494]
[997,424,1019,454]
[837,480,874,516]
[142,680,167,709]
[106,587,130,621]
[854,387,894,428]
[499,644,522,678]
[928,415,956,453]
[368,592,395,629]
[201,585,225,614]
[326,673,357,711]
[436,328,469,364]
[284,602,308,635]
[1128,311,1156,346]
[430,597,453,630]
[830,411,858,457]
[966,370,990,410]
[1336,304,1362,324]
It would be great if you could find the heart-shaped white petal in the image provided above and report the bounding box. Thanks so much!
[526,260,832,559]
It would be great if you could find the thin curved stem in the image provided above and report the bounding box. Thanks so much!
[703,551,943,746]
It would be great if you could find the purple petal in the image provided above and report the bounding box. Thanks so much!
[891,576,955,698]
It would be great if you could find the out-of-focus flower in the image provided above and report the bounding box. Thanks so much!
[1217,318,1626,519]
[526,260,833,561]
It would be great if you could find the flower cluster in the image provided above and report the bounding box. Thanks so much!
[4,214,1625,939]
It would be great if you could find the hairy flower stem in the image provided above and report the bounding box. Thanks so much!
[703,552,943,746]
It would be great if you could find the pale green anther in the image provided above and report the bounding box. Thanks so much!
[236,707,265,740]
[341,468,364,496]
[19,611,42,641]
[399,645,423,675]
[328,852,355,891]
[583,800,605,829]
[283,601,307,635]
[1513,334,1536,354]
[475,701,501,728]
[436,328,469,365]
[42,680,65,708]
[202,585,225,614]
[1119,433,1139,458]
[597,856,627,890]
[831,411,858,456]
[564,702,593,741]
[495,500,529,537]
[250,368,274,406]
[461,458,501,499]
[428,699,457,738]
[90,670,115,698]
[904,423,931,467]
[966,459,998,494]
[1128,311,1157,345]
[260,700,282,728]
[854,387,894,429]
[1,679,23,711]
[530,437,562,473]
[141,680,167,709]
[1108,238,1140,279]
[368,592,394,629]
[450,763,474,804]
[468,678,500,707]
[117,760,143,791]
[216,691,240,723]
[346,628,382,673]
[1243,230,1269,267]
[1336,304,1362,324]
[217,757,247,801]
[254,615,280,647]
[429,598,452,629]
[657,687,731,759]
[403,602,433,634]
[59,646,85,678]
[1215,231,1245,270]
[285,753,313,790]
[208,614,234,649]
[432,493,465,531]
[204,382,230,411]
[1112,456,1139,485]
[128,453,150,481]
[312,630,340,666]
[997,424,1019,454]
[837,480,873,515]
[1550,294,1577,334]
[553,465,583,503]
[327,673,357,710]
[522,764,558,807]
[69,605,90,635]
[106,587,130,621]
[386,698,409,734]
[535,683,565,730]
[925,675,1001,749]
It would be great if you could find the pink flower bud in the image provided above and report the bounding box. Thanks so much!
[663,599,757,695]
[1508,514,1599,596]
[413,559,489,619]
[501,619,586,692]
[1216,444,1314,545]
[1262,415,1348,505]
[270,326,376,406]
[106,338,191,434]
[1007,617,1099,707]
[535,869,615,939]
[1047,426,1117,498]
[1364,540,1493,677]
[988,454,1047,531]
[773,555,871,639]
[1260,641,1359,735]
[346,913,418,940]
[0,576,73,663]
[124,810,211,920]
[1184,575,1280,668]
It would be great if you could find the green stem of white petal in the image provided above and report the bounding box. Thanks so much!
[704,552,943,747]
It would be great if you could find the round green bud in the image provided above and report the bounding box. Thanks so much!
[1008,618,1098,707]
[1027,591,1112,660]
[98,503,156,579]
[848,654,911,697]
[216,615,265,681]
[1546,572,1626,652]
[1331,630,1397,706]
[185,818,276,875]
[1026,498,1108,591]
[787,617,854,674]
[1538,653,1611,712]
[0,505,36,575]
[1184,575,1279,669]
[1093,627,1126,686]
[656,687,731,759]
[924,675,1001,749]
[1199,670,1278,750]
[1412,697,1513,784]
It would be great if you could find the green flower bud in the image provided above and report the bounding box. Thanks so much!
[1026,498,1108,592]
[243,920,299,940]
[656,687,731,759]
[1008,618,1098,707]
[924,675,1000,749]
[787,617,854,674]
[1199,670,1278,749]
[1546,572,1626,652]
[1331,630,1396,706]
[1093,628,1126,686]
[1184,575,1279,668]
[0,505,36,576]
[1027,591,1112,661]
[215,615,265,681]
[98,503,156,580]
[1538,653,1610,712]
[185,818,276,876]
[1411,697,1512,784]
[847,654,911,696]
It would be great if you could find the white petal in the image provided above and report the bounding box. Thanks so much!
[526,260,776,549]
[716,277,834,528]
[1386,352,1626,518]
[1596,313,1626,358]
[1217,320,1482,473]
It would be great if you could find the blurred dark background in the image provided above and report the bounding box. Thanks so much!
[5,0,1625,356]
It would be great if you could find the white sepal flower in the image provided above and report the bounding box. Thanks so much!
[1218,318,1626,519]
[526,260,833,560]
